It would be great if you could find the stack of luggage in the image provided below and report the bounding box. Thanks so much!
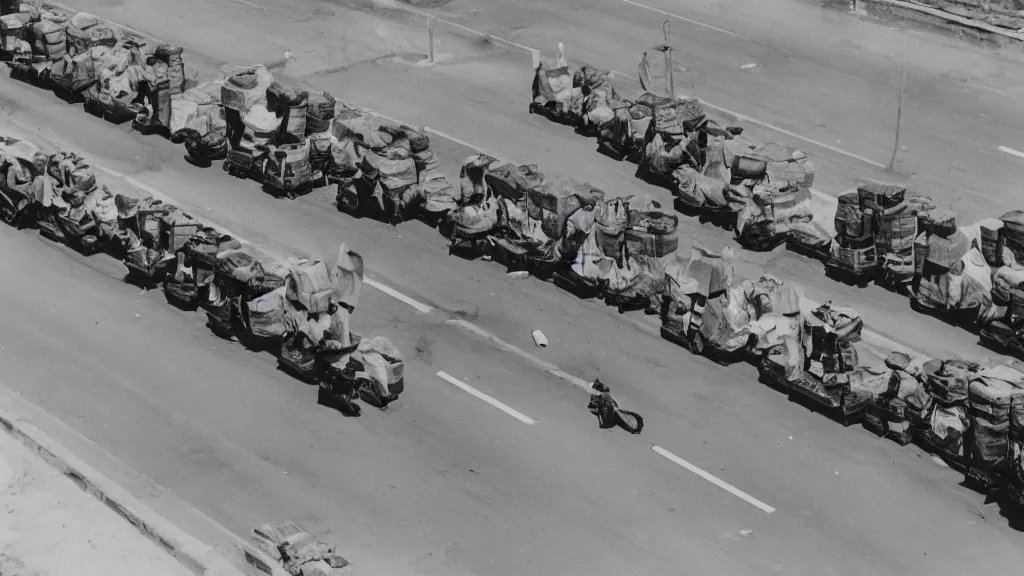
[979,211,1024,352]
[530,44,578,125]
[660,246,756,360]
[743,274,803,369]
[849,184,914,290]
[864,352,933,445]
[911,210,983,324]
[963,361,1024,489]
[829,191,878,284]
[913,358,977,461]
[782,302,866,419]
[732,143,815,250]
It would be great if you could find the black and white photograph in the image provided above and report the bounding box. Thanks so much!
[1,0,1023,574]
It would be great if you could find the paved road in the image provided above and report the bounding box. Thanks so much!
[2,51,1024,576]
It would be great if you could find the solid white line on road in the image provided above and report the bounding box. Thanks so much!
[700,102,888,170]
[618,0,752,42]
[446,319,595,393]
[434,18,537,54]
[364,278,435,314]
[652,445,776,514]
[607,69,885,171]
[227,0,266,9]
[436,371,536,425]
[998,145,1024,160]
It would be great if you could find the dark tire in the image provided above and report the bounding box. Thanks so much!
[688,330,706,355]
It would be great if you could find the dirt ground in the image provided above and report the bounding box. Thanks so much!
[0,430,192,576]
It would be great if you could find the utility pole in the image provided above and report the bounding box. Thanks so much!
[427,17,436,64]
[663,17,674,97]
[887,19,908,173]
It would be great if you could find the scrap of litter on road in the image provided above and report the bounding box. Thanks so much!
[3,1,1024,522]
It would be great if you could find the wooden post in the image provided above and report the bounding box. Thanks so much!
[427,17,436,64]
[887,19,908,173]
[663,18,674,97]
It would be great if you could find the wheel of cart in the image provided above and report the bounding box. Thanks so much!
[698,205,739,232]
[489,237,530,272]
[604,291,652,315]
[785,237,831,263]
[163,272,200,310]
[824,257,878,288]
[659,313,712,356]
[673,198,702,219]
[964,466,1006,495]
[124,250,176,289]
[56,212,102,256]
[825,244,878,288]
[551,267,606,300]
[447,227,492,259]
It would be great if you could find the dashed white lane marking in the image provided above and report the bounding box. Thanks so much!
[434,17,538,55]
[618,0,752,42]
[998,145,1024,160]
[652,445,776,514]
[446,319,595,393]
[227,0,266,9]
[364,278,434,314]
[436,371,536,425]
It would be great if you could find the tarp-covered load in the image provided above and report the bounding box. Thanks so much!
[967,362,1024,473]
[754,142,814,190]
[221,64,273,112]
[285,259,334,314]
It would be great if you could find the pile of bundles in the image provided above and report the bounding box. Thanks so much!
[447,156,678,312]
[864,352,933,445]
[661,246,760,359]
[528,47,825,252]
[910,208,990,325]
[757,300,869,422]
[0,137,113,251]
[213,62,443,212]
[246,522,350,576]
[2,8,187,129]
[855,352,1024,494]
[978,211,1024,353]
[827,184,933,286]
[2,8,448,217]
[530,43,579,126]
[1,131,405,418]
[732,142,817,250]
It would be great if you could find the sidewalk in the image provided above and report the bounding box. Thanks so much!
[0,430,193,576]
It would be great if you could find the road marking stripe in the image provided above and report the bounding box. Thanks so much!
[998,145,1024,160]
[618,0,752,42]
[446,319,595,392]
[364,278,435,314]
[434,18,537,54]
[608,70,885,170]
[436,371,536,424]
[652,445,776,514]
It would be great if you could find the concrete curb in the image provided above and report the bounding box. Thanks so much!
[862,0,1024,42]
[0,398,248,576]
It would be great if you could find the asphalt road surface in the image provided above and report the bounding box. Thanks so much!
[2,1,1024,575]
[54,0,1024,223]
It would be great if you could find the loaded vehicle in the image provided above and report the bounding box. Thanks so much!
[0,136,42,227]
[660,247,752,364]
[529,44,580,127]
[224,141,316,200]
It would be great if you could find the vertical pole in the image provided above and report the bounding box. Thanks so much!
[427,17,436,64]
[887,19,908,173]
[663,18,674,97]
